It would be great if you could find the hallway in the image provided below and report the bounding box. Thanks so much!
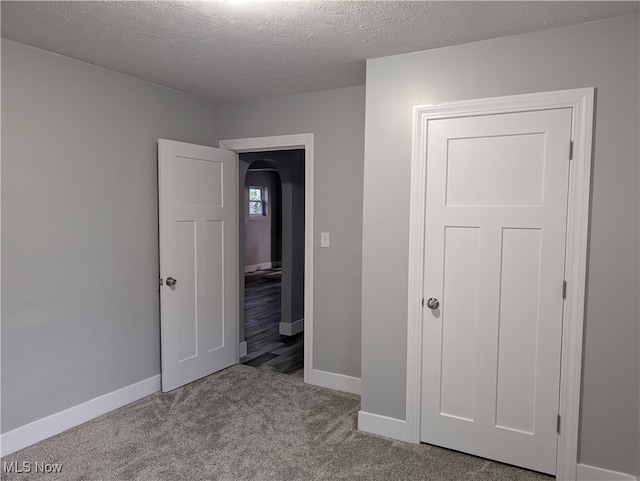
[241,271,304,376]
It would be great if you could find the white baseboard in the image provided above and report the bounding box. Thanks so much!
[577,464,638,481]
[310,368,360,395]
[0,375,161,457]
[357,410,412,442]
[279,318,304,336]
[244,262,278,273]
[239,341,247,358]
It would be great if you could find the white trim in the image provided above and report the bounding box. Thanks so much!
[239,341,247,358]
[0,375,160,457]
[244,262,276,273]
[576,464,638,481]
[311,369,361,395]
[279,318,304,336]
[406,88,595,479]
[220,134,314,385]
[357,411,409,442]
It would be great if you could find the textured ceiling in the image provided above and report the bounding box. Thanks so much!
[2,1,638,103]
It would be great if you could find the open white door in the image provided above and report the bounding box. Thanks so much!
[158,139,237,392]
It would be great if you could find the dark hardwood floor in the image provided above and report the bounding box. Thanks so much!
[241,271,304,376]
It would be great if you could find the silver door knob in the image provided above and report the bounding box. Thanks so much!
[166,277,177,287]
[426,297,439,310]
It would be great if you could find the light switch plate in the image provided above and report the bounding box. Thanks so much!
[321,232,330,248]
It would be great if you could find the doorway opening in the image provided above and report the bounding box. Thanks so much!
[239,150,305,376]
[220,133,314,384]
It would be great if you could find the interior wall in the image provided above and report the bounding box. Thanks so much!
[361,15,639,476]
[1,39,220,433]
[244,169,281,269]
[221,86,365,378]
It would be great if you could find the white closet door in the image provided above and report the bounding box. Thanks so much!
[421,108,572,474]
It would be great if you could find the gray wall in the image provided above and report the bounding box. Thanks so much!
[244,170,281,268]
[222,87,365,377]
[361,16,639,476]
[1,39,220,432]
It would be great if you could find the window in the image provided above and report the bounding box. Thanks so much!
[249,187,266,216]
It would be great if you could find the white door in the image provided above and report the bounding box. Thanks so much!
[158,139,237,392]
[420,108,572,474]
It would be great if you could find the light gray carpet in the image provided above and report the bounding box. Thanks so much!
[2,365,551,480]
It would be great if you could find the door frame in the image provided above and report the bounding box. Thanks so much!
[405,89,594,479]
[220,134,314,384]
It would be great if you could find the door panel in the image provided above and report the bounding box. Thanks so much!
[159,139,237,392]
[420,109,572,474]
[495,227,541,434]
[205,220,225,351]
[440,226,480,422]
[176,220,197,361]
[446,133,546,207]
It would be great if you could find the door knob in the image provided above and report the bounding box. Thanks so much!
[426,297,439,310]
[166,277,177,287]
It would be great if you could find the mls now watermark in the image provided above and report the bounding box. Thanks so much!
[3,461,64,474]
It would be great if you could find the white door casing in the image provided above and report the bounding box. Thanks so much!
[158,139,237,392]
[220,134,315,386]
[420,108,572,474]
[406,89,594,480]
